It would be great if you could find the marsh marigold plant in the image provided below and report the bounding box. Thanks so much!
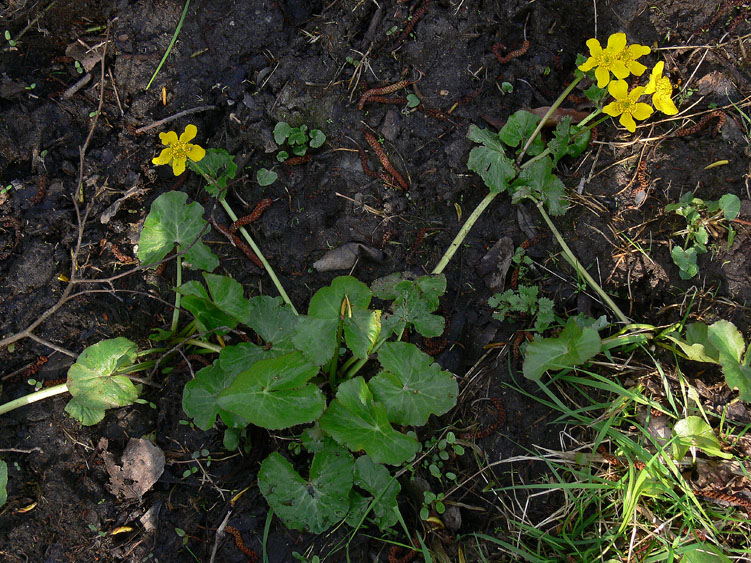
[645,61,679,115]
[152,124,206,176]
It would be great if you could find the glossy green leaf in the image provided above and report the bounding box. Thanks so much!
[137,191,218,271]
[372,274,446,339]
[671,246,699,279]
[511,157,567,216]
[345,455,401,530]
[247,296,298,356]
[309,129,326,148]
[178,273,251,335]
[320,377,419,465]
[547,116,590,166]
[273,122,292,145]
[344,309,381,359]
[256,168,277,186]
[192,148,237,199]
[370,342,458,426]
[499,110,544,155]
[293,276,373,365]
[719,193,740,221]
[258,440,353,533]
[467,145,515,194]
[182,356,250,430]
[217,351,325,430]
[65,338,139,425]
[672,416,732,460]
[523,318,602,380]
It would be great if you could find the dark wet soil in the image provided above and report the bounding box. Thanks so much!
[1,0,751,561]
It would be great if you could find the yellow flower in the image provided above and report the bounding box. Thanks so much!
[603,80,654,133]
[617,42,651,77]
[152,124,206,176]
[644,61,678,115]
[578,32,630,88]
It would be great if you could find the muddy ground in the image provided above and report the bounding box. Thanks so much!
[1,0,750,561]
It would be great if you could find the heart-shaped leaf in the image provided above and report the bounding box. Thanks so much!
[218,351,325,430]
[370,342,458,426]
[319,377,419,465]
[258,439,353,534]
[178,273,251,334]
[523,318,602,380]
[345,455,401,530]
[65,338,139,425]
[372,274,446,339]
[247,296,298,356]
[137,191,218,271]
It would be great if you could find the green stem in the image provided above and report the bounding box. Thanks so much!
[518,75,584,162]
[432,191,499,275]
[218,199,297,315]
[0,384,68,417]
[170,254,182,333]
[183,338,223,353]
[535,200,630,325]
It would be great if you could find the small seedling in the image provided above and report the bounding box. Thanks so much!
[666,191,740,279]
[74,60,84,74]
[489,284,555,334]
[420,490,446,521]
[4,30,16,47]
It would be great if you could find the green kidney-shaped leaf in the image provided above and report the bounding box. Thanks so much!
[719,194,740,221]
[182,361,249,431]
[192,148,237,199]
[671,246,699,280]
[370,342,458,426]
[467,145,515,194]
[293,276,373,365]
[217,351,325,430]
[320,377,419,465]
[499,110,545,155]
[248,296,298,356]
[345,455,401,530]
[65,338,139,425]
[672,416,732,460]
[309,129,326,149]
[256,168,278,186]
[137,191,218,271]
[273,122,293,145]
[258,440,354,534]
[372,274,446,339]
[511,157,567,216]
[178,273,251,334]
[523,318,602,380]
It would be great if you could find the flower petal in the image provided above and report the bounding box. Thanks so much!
[608,79,629,100]
[171,156,187,176]
[603,101,621,117]
[152,147,173,165]
[619,112,636,133]
[585,38,603,56]
[186,143,206,162]
[578,56,597,71]
[180,124,197,143]
[627,44,651,58]
[606,32,627,52]
[627,60,647,76]
[628,86,646,102]
[632,103,654,121]
[159,131,178,146]
[655,95,678,115]
[595,67,611,88]
[611,61,630,79]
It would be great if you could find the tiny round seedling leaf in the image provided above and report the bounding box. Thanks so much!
[309,129,326,148]
[257,168,278,186]
[273,122,292,145]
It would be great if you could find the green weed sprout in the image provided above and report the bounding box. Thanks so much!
[665,191,740,279]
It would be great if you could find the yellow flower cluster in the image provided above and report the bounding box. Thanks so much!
[579,33,678,133]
